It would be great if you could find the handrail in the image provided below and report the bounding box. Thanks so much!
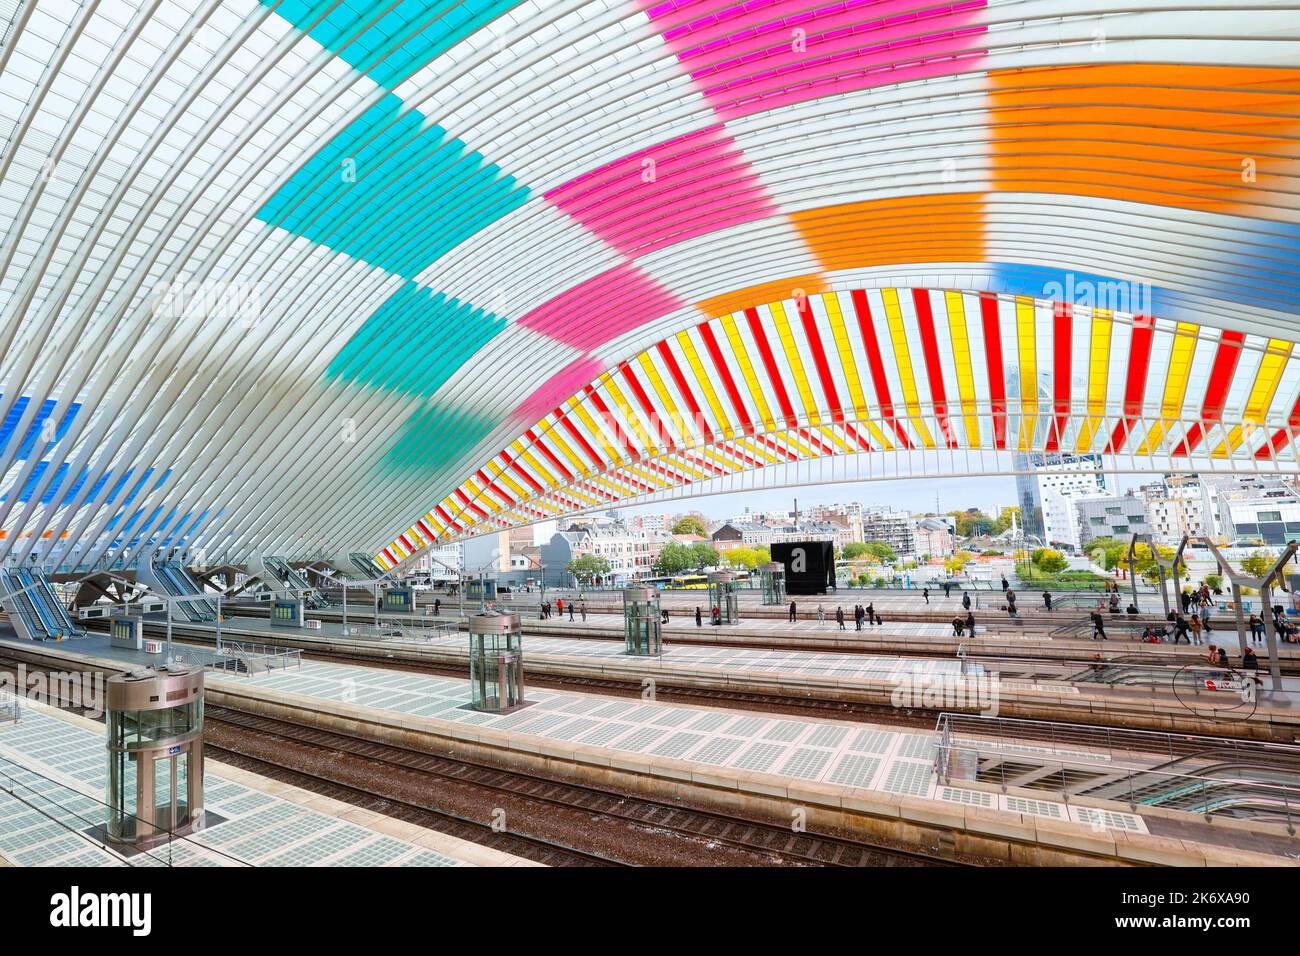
[934,712,1300,831]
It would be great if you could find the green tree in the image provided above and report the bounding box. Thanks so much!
[689,541,720,571]
[567,553,611,584]
[670,515,707,536]
[654,541,695,575]
[948,509,995,538]
[992,506,1020,534]
[1123,543,1179,585]
[1030,547,1068,575]
[840,541,872,561]
[725,546,762,571]
[862,540,897,563]
[1084,536,1128,571]
[1242,549,1276,580]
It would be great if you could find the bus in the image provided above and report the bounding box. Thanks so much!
[641,574,709,590]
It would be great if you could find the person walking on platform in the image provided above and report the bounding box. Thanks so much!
[556,597,564,617]
[433,598,441,616]
[568,602,575,622]
[1189,613,1203,645]
[952,615,964,637]
[1172,614,1190,644]
[817,604,825,628]
[836,606,846,631]
[922,586,930,605]
[962,592,971,611]
[855,605,865,631]
[966,611,976,635]
[1001,575,1009,593]
[1043,591,1053,611]
[943,581,952,599]
[1090,610,1108,640]
[695,606,702,628]
[1249,613,1265,643]
[789,600,797,623]
[580,601,587,622]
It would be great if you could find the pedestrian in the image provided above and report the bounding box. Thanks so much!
[1042,591,1052,611]
[962,592,971,611]
[1249,613,1264,643]
[580,601,587,622]
[1173,614,1190,644]
[569,602,575,622]
[1189,613,1202,645]
[817,605,825,627]
[1001,575,1009,592]
[952,615,964,637]
[1242,646,1262,683]
[922,587,930,605]
[1199,599,1213,632]
[865,602,875,627]
[943,582,952,599]
[712,605,721,625]
[836,606,845,631]
[695,606,702,628]
[789,600,797,623]
[966,610,975,634]
[557,597,564,617]
[433,598,441,616]
[1090,610,1107,640]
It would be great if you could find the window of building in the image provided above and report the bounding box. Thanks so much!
[1258,510,1283,522]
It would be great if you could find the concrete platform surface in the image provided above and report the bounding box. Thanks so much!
[0,700,534,867]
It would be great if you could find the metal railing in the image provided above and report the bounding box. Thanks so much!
[342,615,460,644]
[933,712,1300,831]
[0,691,19,724]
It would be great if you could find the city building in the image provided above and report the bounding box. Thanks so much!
[913,517,955,558]
[860,506,916,556]
[1074,495,1154,548]
[1014,452,1108,543]
[1140,476,1211,544]
[537,523,666,585]
[1216,481,1300,545]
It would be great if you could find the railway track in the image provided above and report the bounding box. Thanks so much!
[205,705,975,867]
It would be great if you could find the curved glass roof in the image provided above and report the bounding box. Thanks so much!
[0,0,1298,568]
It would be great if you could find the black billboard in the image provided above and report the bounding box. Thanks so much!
[772,540,836,594]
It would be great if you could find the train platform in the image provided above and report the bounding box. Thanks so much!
[0,698,534,867]
[208,659,1298,865]
[4,637,1297,864]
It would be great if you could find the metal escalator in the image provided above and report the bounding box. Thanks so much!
[1075,749,1300,825]
[22,569,83,638]
[348,552,384,578]
[0,569,50,640]
[153,561,217,621]
[264,557,328,609]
